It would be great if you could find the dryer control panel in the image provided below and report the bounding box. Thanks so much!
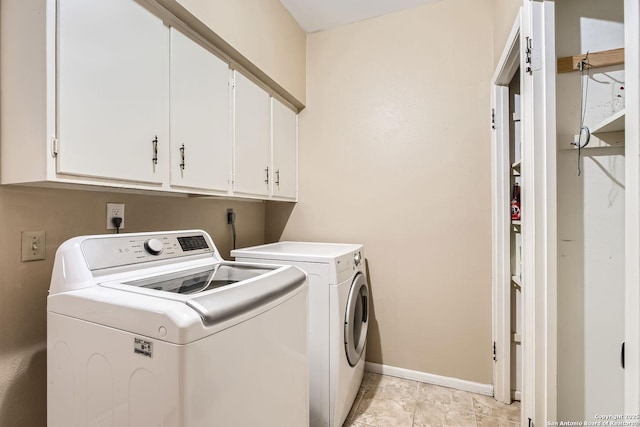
[81,231,216,271]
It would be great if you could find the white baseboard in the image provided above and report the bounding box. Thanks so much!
[365,362,494,397]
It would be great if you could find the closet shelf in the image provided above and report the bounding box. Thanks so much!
[557,47,624,73]
[512,220,521,226]
[564,109,626,151]
[591,109,625,134]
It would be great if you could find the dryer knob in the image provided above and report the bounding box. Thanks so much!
[144,238,164,255]
[354,251,362,266]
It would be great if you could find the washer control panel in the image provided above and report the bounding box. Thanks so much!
[82,231,216,271]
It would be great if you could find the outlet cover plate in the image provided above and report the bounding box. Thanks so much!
[106,203,125,230]
[21,230,46,261]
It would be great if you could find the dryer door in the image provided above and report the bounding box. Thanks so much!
[344,273,369,367]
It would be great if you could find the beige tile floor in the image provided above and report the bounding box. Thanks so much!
[344,372,521,427]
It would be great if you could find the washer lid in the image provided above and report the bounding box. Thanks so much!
[186,266,306,326]
[49,263,307,344]
[121,264,275,295]
[101,262,307,327]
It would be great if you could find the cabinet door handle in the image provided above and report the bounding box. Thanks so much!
[152,136,158,165]
[276,169,280,186]
[179,144,185,171]
[265,166,269,184]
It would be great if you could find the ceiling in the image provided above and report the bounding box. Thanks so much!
[279,0,444,33]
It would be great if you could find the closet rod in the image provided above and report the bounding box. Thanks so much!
[557,48,624,73]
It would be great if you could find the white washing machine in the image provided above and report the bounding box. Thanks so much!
[47,230,309,427]
[232,242,369,427]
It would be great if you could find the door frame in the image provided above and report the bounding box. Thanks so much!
[520,1,557,424]
[491,8,521,405]
[625,0,640,414]
[491,2,558,424]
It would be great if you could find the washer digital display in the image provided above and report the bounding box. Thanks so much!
[177,235,209,251]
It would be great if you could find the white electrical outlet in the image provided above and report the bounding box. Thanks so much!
[106,203,125,230]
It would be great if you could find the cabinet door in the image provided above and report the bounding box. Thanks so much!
[170,28,230,192]
[271,98,298,200]
[233,71,270,197]
[57,0,167,183]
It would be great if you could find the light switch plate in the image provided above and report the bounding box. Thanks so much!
[21,230,46,261]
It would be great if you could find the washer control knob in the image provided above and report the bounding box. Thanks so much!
[144,238,164,255]
[354,251,362,266]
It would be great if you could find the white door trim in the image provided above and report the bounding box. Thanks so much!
[493,13,522,87]
[625,0,640,414]
[490,9,521,405]
[491,84,511,404]
[521,1,557,424]
[491,4,558,422]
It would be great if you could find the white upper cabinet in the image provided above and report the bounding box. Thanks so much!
[57,0,167,183]
[232,71,271,197]
[170,28,230,193]
[271,98,298,200]
[0,0,300,200]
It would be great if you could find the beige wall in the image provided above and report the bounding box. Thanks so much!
[175,0,306,104]
[267,0,499,384]
[0,186,265,426]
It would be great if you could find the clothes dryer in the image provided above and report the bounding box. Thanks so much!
[232,242,369,427]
